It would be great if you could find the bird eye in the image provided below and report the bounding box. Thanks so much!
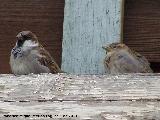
[22,35,30,40]
[23,35,28,39]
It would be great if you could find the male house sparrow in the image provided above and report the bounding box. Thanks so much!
[102,43,153,74]
[10,31,63,75]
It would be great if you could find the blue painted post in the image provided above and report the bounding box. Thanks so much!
[62,0,123,74]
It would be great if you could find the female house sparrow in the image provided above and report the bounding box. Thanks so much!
[102,43,153,74]
[10,31,63,75]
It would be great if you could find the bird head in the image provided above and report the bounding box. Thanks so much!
[11,31,39,58]
[102,43,127,53]
[16,31,39,48]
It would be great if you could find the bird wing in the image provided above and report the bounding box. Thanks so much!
[36,45,63,73]
[131,50,153,73]
[110,50,153,73]
[113,53,139,73]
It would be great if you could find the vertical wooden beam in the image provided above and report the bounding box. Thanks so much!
[62,0,123,74]
[121,0,125,43]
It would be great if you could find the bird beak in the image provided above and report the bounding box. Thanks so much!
[102,46,111,52]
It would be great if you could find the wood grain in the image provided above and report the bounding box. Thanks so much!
[0,0,64,73]
[62,0,121,74]
[0,74,160,119]
[123,0,160,63]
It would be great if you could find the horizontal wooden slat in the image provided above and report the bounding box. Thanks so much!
[0,74,160,119]
[123,0,160,62]
[0,74,160,101]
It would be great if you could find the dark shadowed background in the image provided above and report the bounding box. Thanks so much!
[0,0,64,73]
[124,0,160,72]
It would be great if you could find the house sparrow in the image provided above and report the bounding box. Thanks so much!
[10,31,63,75]
[102,43,153,74]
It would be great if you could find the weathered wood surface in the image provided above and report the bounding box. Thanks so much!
[0,74,160,119]
[62,0,122,74]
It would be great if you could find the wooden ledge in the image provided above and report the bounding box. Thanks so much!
[0,73,160,119]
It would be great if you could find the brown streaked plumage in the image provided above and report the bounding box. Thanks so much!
[37,46,62,73]
[10,31,63,75]
[102,43,153,74]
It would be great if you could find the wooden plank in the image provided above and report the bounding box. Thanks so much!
[0,74,160,119]
[62,0,122,74]
[0,101,160,120]
[0,0,64,73]
[120,0,125,42]
[1,74,160,101]
[123,0,160,62]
